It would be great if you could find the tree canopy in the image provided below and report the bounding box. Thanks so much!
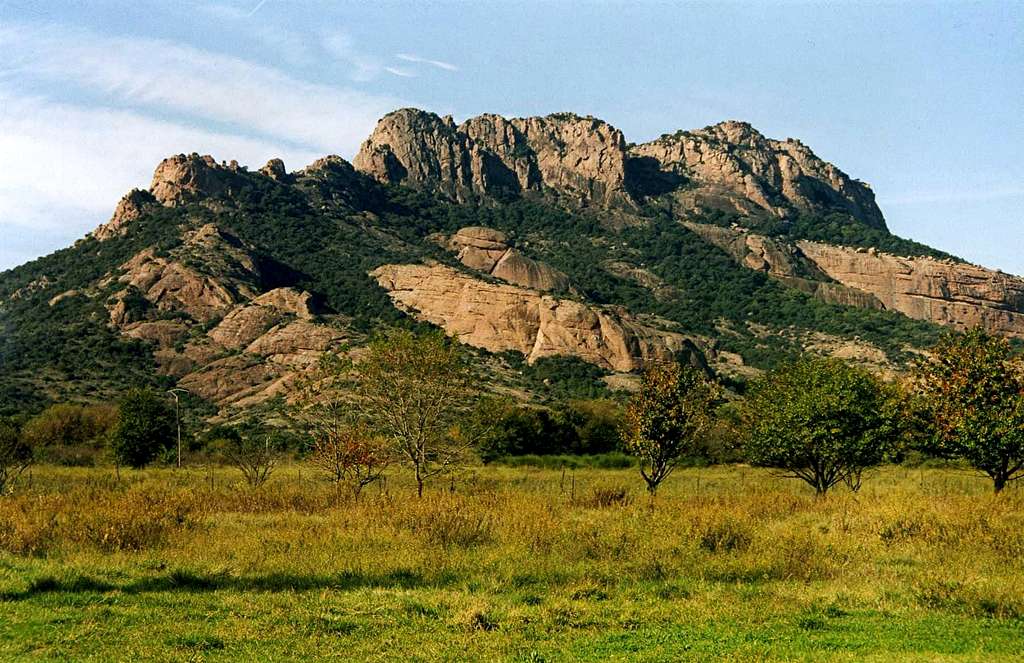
[743,357,900,494]
[915,328,1024,492]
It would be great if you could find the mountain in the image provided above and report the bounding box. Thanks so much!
[3,108,1023,416]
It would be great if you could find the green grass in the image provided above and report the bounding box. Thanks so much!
[1,465,1022,661]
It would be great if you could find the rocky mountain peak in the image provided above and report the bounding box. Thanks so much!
[353,108,631,207]
[259,158,288,181]
[353,108,886,229]
[149,153,246,206]
[92,188,157,240]
[632,121,886,228]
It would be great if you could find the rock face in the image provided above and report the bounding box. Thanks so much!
[447,226,570,291]
[259,158,288,181]
[371,262,687,372]
[685,222,884,309]
[93,189,157,239]
[206,287,316,349]
[354,109,631,207]
[686,221,1024,336]
[94,153,295,240]
[354,109,883,228]
[149,154,247,206]
[632,121,885,227]
[106,224,267,330]
[795,241,1024,336]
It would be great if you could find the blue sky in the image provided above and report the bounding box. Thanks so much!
[1,1,1021,274]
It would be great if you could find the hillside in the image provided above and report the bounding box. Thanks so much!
[3,108,1023,416]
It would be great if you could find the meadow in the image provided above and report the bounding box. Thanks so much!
[1,464,1022,662]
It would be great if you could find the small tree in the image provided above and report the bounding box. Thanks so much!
[915,328,1024,492]
[109,390,175,469]
[348,330,481,497]
[743,358,899,496]
[292,354,392,496]
[621,363,719,495]
[309,421,390,497]
[0,418,32,495]
[216,431,282,488]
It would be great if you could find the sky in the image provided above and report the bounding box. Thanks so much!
[0,1,1021,274]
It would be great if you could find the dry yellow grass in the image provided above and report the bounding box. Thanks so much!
[0,464,1022,661]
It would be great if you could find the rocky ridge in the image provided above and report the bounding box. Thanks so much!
[354,109,632,207]
[354,109,885,228]
[372,262,688,372]
[687,222,1024,337]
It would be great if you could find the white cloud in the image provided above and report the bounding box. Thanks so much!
[384,66,416,78]
[0,86,321,239]
[0,22,403,155]
[0,21,412,269]
[320,31,385,82]
[395,52,459,72]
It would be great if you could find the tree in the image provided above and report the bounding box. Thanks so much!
[621,363,720,494]
[915,328,1024,492]
[309,421,390,497]
[0,418,32,495]
[743,358,899,495]
[109,390,175,469]
[347,329,481,497]
[214,428,283,488]
[292,355,392,496]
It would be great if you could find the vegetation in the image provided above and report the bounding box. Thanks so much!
[343,330,481,497]
[217,433,282,487]
[109,390,175,470]
[742,358,900,494]
[0,464,1022,661]
[309,421,391,497]
[476,399,623,462]
[621,363,720,494]
[0,418,32,495]
[19,403,117,466]
[916,329,1024,492]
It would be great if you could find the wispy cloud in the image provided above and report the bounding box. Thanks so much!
[320,30,388,82]
[396,52,459,72]
[0,84,319,231]
[247,0,270,16]
[0,21,411,269]
[0,22,403,154]
[384,66,416,78]
[200,3,316,66]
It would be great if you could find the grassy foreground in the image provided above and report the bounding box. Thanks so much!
[1,465,1022,662]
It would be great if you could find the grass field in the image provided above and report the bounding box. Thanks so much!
[1,464,1022,661]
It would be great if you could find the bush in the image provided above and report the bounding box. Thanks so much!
[110,390,175,469]
[0,418,32,495]
[21,403,117,465]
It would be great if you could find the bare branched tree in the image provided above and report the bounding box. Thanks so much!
[309,415,390,497]
[0,419,32,495]
[217,433,281,487]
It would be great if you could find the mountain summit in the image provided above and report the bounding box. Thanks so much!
[353,109,885,228]
[2,108,1022,415]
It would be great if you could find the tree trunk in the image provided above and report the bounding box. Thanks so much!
[993,474,1007,493]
